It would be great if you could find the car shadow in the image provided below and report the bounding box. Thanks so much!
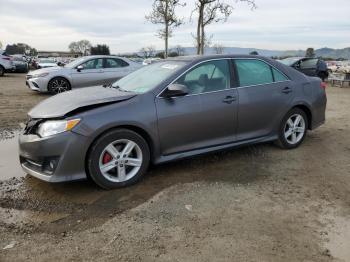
[11,142,275,233]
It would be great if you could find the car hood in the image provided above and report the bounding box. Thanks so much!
[28,66,62,75]
[28,86,137,119]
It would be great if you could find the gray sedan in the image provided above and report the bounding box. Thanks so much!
[19,55,327,189]
[26,55,142,93]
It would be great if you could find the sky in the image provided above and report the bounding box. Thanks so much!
[0,0,349,53]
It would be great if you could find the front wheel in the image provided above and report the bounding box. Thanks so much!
[48,77,71,94]
[276,108,308,149]
[87,129,150,189]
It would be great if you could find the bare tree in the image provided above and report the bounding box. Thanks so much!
[140,46,156,58]
[146,0,185,58]
[173,44,186,56]
[193,0,256,55]
[305,47,315,58]
[213,43,225,54]
[68,40,92,56]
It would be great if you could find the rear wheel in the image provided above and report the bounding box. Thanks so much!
[48,77,71,94]
[0,66,4,76]
[87,129,150,189]
[276,108,308,149]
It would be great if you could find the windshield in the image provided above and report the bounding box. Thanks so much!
[112,61,187,93]
[64,57,86,68]
[279,58,301,66]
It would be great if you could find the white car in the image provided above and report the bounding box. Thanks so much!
[26,55,142,93]
[0,50,15,76]
[36,58,58,69]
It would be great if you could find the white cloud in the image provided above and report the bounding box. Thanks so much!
[0,0,349,53]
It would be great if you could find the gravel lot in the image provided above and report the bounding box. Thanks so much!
[0,73,350,261]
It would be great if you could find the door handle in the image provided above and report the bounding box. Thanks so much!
[282,87,292,94]
[222,96,236,104]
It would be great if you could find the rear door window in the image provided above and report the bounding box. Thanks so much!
[235,59,274,87]
[272,67,289,82]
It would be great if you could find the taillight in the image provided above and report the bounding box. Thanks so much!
[320,82,327,89]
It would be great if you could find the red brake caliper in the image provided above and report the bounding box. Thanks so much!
[102,152,112,164]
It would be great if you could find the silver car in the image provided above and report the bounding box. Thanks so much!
[26,55,142,93]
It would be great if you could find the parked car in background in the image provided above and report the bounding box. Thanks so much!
[12,55,29,73]
[36,58,58,69]
[19,55,327,189]
[279,57,329,81]
[26,55,142,93]
[0,50,15,76]
[142,57,161,65]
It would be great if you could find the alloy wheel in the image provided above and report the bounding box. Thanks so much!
[284,114,306,145]
[98,139,143,183]
[50,78,70,93]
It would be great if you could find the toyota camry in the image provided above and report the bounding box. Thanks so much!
[19,55,327,189]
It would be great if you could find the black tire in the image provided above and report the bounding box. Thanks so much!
[0,66,4,77]
[47,77,71,94]
[276,108,308,149]
[87,129,150,189]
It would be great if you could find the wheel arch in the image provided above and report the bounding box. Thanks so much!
[84,124,156,179]
[291,104,312,130]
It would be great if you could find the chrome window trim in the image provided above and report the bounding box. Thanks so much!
[156,57,291,98]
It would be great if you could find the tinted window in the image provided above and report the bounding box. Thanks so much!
[299,59,318,69]
[175,60,230,95]
[272,68,289,82]
[80,59,103,69]
[235,59,273,86]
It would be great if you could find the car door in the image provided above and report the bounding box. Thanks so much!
[103,58,130,85]
[233,58,293,141]
[70,58,104,88]
[298,58,318,76]
[155,59,238,155]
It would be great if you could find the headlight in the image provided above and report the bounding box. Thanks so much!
[33,72,49,78]
[37,119,80,138]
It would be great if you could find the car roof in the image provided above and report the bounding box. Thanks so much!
[82,55,127,59]
[165,54,274,63]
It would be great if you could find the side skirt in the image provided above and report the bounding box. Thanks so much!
[154,135,278,165]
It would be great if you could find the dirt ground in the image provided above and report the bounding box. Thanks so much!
[0,73,350,262]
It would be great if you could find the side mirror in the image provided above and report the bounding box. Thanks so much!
[77,65,84,72]
[163,84,189,98]
[293,63,300,69]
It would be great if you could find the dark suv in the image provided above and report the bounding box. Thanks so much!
[279,57,328,81]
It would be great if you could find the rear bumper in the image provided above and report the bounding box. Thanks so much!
[311,93,327,130]
[19,131,89,183]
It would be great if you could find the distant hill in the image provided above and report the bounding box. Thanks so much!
[178,47,350,59]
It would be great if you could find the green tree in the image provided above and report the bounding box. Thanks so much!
[90,44,110,55]
[305,47,315,58]
[146,0,185,58]
[0,41,3,49]
[249,50,258,55]
[5,43,36,55]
